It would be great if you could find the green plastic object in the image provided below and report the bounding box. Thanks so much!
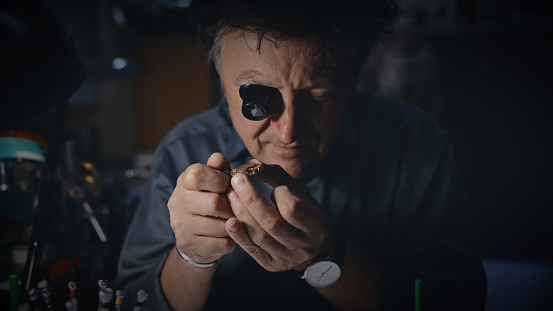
[9,274,19,311]
[415,278,422,311]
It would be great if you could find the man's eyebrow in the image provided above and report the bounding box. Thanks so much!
[233,71,334,90]
[306,77,333,90]
[234,70,264,85]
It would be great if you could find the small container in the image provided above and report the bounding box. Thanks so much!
[0,133,46,248]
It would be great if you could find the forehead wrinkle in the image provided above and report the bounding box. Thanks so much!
[226,30,336,92]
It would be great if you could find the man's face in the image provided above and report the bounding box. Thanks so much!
[217,30,360,179]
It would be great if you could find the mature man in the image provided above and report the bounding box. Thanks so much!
[116,1,486,310]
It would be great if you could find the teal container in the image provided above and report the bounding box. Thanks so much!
[0,137,46,225]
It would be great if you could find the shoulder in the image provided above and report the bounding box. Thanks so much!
[351,91,447,152]
[161,103,233,146]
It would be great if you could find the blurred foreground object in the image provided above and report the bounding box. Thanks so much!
[0,0,85,131]
[0,0,85,294]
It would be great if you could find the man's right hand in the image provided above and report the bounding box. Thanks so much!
[167,152,237,264]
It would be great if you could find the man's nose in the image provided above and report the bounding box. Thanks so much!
[272,98,297,144]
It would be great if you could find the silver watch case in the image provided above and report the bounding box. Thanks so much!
[302,259,342,288]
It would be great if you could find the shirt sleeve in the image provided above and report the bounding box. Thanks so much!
[378,136,487,310]
[115,157,177,311]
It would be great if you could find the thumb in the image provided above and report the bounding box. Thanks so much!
[207,152,231,172]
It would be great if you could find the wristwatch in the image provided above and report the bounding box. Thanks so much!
[301,233,347,288]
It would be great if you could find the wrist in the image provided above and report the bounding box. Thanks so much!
[175,243,220,268]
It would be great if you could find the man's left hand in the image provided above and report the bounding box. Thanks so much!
[225,161,333,272]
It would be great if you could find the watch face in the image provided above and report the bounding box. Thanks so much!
[304,260,341,288]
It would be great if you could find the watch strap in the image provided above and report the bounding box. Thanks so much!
[324,231,347,268]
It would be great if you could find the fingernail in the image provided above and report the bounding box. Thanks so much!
[227,189,239,205]
[228,219,239,233]
[231,174,246,191]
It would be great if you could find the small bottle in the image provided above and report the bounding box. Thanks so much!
[97,280,108,310]
[38,280,53,311]
[40,288,53,311]
[133,290,148,311]
[115,290,124,311]
[66,282,78,311]
[27,288,41,311]
[98,288,113,311]
[64,301,77,311]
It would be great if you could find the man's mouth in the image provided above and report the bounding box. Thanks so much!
[268,142,313,159]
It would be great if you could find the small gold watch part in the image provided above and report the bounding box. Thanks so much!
[225,162,263,176]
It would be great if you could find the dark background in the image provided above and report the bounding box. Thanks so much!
[1,0,552,310]
[359,0,553,262]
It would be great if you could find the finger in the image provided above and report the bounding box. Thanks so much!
[250,161,324,233]
[227,189,280,248]
[207,152,231,172]
[251,161,296,188]
[230,174,302,246]
[169,203,229,239]
[168,190,235,219]
[178,162,230,194]
[271,185,328,233]
[225,218,275,270]
[186,214,230,238]
[253,161,313,200]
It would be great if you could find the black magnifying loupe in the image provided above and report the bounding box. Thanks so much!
[239,84,279,121]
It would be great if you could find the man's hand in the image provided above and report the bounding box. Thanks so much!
[225,161,334,272]
[167,152,236,264]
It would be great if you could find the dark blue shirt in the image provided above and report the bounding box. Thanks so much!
[116,91,486,310]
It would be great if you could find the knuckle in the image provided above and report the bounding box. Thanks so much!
[313,231,326,247]
[169,214,184,234]
[184,164,203,186]
[266,218,282,236]
[306,247,318,260]
[282,260,296,271]
[253,233,269,246]
[176,236,193,252]
[167,195,178,211]
[205,193,221,210]
[294,246,310,261]
[216,171,230,188]
[241,192,256,206]
[233,205,249,219]
[214,193,230,210]
[245,245,260,256]
[222,238,237,253]
[279,196,301,217]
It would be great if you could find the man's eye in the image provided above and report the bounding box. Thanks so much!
[239,84,280,121]
[311,89,335,101]
[296,89,333,103]
[239,84,280,103]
